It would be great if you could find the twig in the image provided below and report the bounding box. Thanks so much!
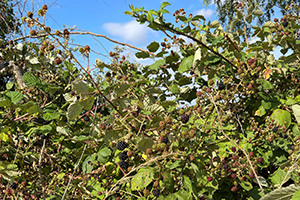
[208,94,265,196]
[38,139,46,200]
[11,31,156,56]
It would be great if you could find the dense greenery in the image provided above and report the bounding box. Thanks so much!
[1,1,300,200]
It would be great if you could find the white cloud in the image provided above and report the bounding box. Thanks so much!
[103,20,152,45]
[195,9,214,18]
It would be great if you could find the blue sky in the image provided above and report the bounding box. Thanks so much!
[28,0,285,66]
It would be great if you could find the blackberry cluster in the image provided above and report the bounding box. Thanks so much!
[152,189,160,197]
[218,81,225,90]
[181,114,189,124]
[119,160,129,169]
[117,141,128,150]
[119,151,128,160]
[161,138,168,144]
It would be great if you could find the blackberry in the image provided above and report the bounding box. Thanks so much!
[119,160,129,169]
[83,115,90,122]
[161,138,168,144]
[282,20,288,28]
[10,182,17,189]
[152,189,160,197]
[283,135,288,139]
[119,151,128,160]
[40,134,46,139]
[117,141,128,150]
[218,81,225,90]
[272,127,278,133]
[181,114,189,124]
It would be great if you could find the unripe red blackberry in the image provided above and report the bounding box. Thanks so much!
[249,151,254,157]
[30,30,37,36]
[231,186,237,192]
[231,147,236,152]
[153,180,159,188]
[249,173,255,179]
[42,4,48,11]
[207,176,213,182]
[54,58,62,65]
[257,157,263,164]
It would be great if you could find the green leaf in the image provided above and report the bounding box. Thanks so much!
[115,84,130,96]
[147,41,159,52]
[137,139,154,152]
[136,51,150,58]
[162,171,175,193]
[131,167,154,191]
[67,102,83,121]
[149,59,165,71]
[239,181,253,191]
[97,147,111,163]
[211,20,220,28]
[178,55,194,73]
[260,184,300,200]
[80,96,95,111]
[183,175,193,192]
[0,98,12,107]
[169,84,180,94]
[0,132,10,142]
[72,81,89,95]
[5,91,23,104]
[260,80,274,90]
[292,189,300,200]
[147,12,154,23]
[292,104,300,124]
[253,9,263,16]
[22,72,40,86]
[43,112,60,121]
[270,168,289,186]
[270,109,291,127]
[160,2,171,9]
[6,82,14,90]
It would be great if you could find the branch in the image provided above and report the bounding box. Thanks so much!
[11,31,156,56]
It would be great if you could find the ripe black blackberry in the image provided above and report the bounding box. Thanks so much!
[218,81,225,90]
[282,20,288,28]
[10,182,17,189]
[119,160,129,169]
[119,151,128,160]
[181,114,189,124]
[117,141,128,150]
[152,189,160,197]
[161,138,168,144]
[272,127,278,133]
[40,134,46,139]
[83,115,90,122]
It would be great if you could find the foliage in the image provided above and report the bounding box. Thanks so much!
[1,1,300,200]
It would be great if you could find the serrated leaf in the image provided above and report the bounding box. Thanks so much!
[147,12,154,23]
[5,91,23,104]
[253,176,268,187]
[22,72,40,86]
[178,55,194,73]
[247,5,254,14]
[147,41,159,52]
[72,81,89,95]
[183,175,193,192]
[131,167,154,191]
[80,96,95,111]
[97,147,111,163]
[169,84,180,94]
[160,2,171,9]
[43,112,60,121]
[211,20,220,28]
[136,51,150,58]
[270,168,289,186]
[0,98,12,107]
[292,104,300,124]
[260,184,300,200]
[67,102,82,121]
